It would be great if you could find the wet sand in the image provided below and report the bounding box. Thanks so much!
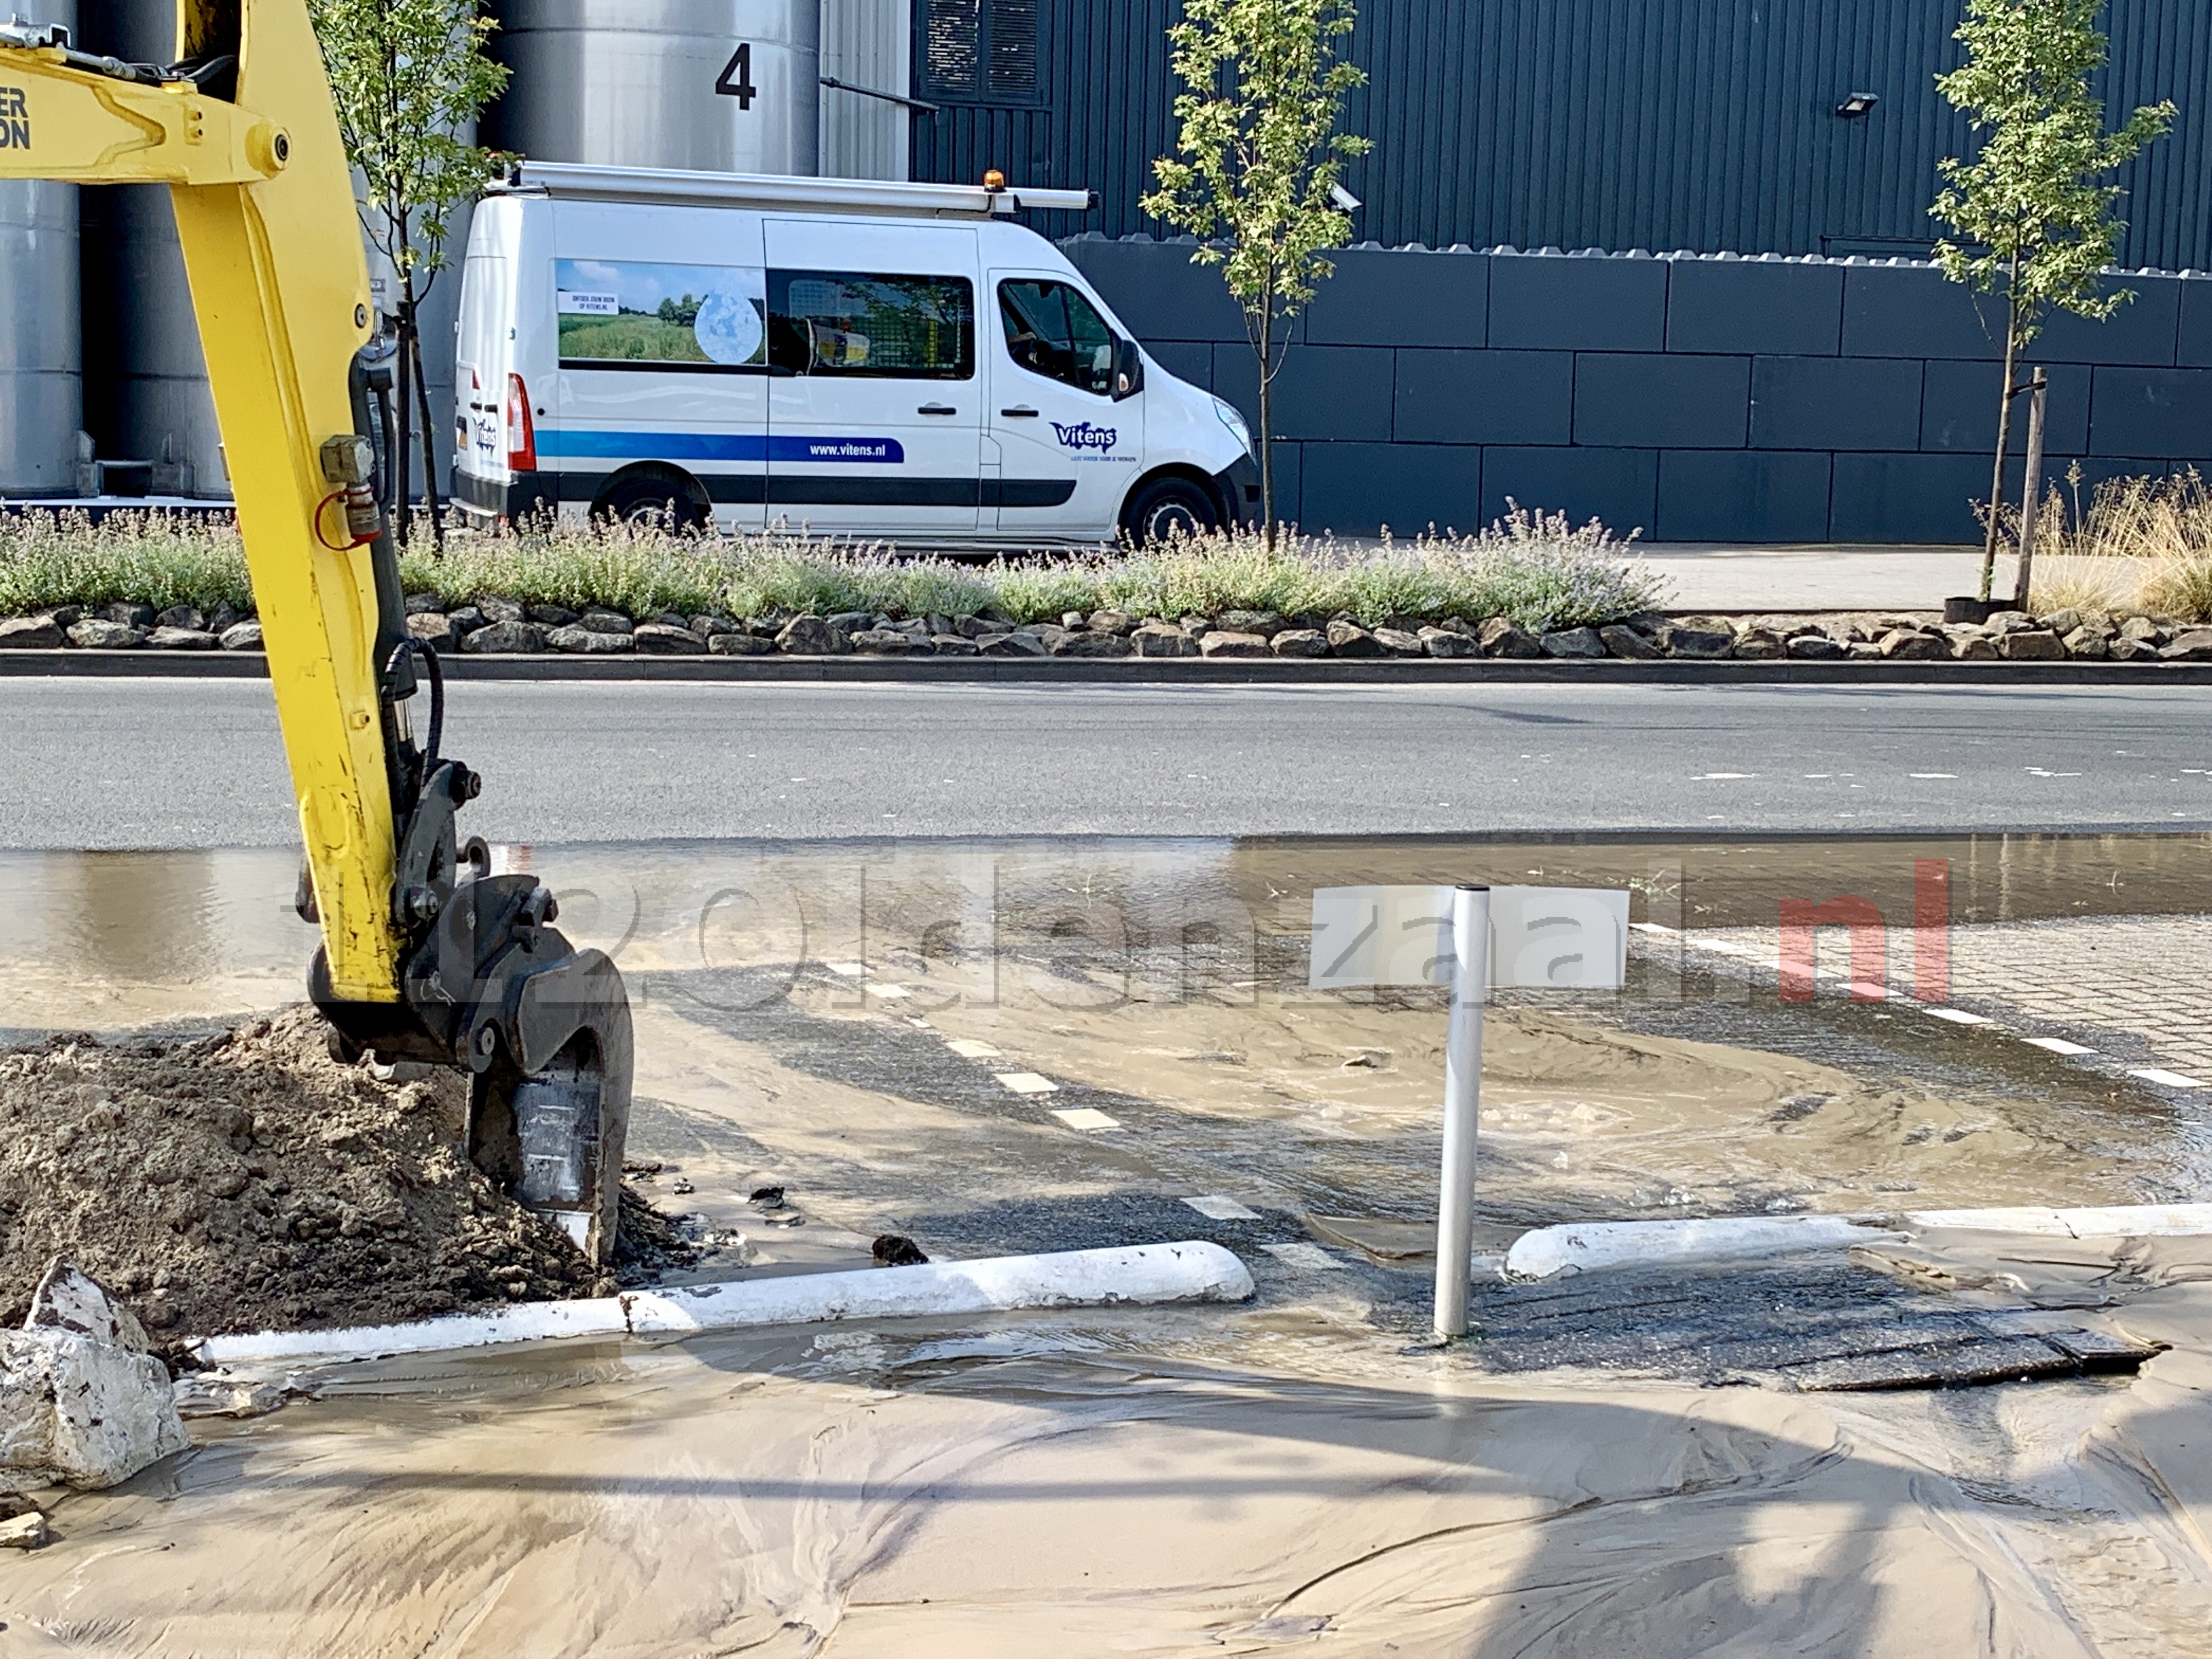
[5,1235,2209,1657]
[4,838,2211,1651]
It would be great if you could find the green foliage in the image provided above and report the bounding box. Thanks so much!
[1931,0,2173,335]
[0,512,251,614]
[1142,0,1371,529]
[1930,0,2172,597]
[2,511,1666,634]
[310,0,510,294]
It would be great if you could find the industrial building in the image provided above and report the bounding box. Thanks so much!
[5,0,2209,540]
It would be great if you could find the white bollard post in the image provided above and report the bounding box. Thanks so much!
[1433,884,1491,1339]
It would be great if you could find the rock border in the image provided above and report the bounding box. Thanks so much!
[6,597,2211,678]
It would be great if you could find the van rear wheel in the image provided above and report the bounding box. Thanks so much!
[596,471,710,532]
[1121,475,1220,547]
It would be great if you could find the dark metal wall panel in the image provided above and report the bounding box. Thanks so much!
[1069,239,2212,540]
[913,0,2212,272]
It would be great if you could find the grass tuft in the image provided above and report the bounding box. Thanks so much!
[3,503,1668,631]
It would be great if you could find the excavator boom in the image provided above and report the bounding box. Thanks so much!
[0,0,631,1261]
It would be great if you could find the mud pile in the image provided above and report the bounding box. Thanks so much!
[0,1008,632,1347]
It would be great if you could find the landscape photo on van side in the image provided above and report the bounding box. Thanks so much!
[555,258,767,368]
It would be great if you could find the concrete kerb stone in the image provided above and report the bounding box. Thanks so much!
[1502,1203,2212,1279]
[9,650,2212,686]
[194,1240,1256,1370]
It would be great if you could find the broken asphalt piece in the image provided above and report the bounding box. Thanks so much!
[748,1186,786,1207]
[2,1258,189,1491]
[622,1159,664,1176]
[872,1235,930,1267]
[172,1375,291,1419]
[0,1510,47,1549]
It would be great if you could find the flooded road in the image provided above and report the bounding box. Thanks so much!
[3,831,2211,1654]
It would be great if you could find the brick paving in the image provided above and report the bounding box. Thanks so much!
[1651,913,2212,1082]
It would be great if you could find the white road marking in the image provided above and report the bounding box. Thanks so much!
[1695,772,1757,779]
[1183,1195,1260,1221]
[825,962,864,977]
[864,983,911,999]
[1843,981,1890,1000]
[2129,1068,2208,1090]
[1628,922,1679,936]
[2022,1037,2097,1056]
[1260,1243,1345,1271]
[1909,773,1957,779]
[1924,1008,1993,1025]
[1051,1107,1122,1131]
[995,1071,1059,1095]
[947,1038,1001,1059]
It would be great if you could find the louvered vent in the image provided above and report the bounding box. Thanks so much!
[918,0,1038,104]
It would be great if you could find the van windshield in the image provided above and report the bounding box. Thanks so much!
[767,271,975,380]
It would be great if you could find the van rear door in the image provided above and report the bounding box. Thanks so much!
[454,250,512,501]
[763,219,980,536]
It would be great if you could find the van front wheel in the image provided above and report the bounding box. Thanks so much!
[596,471,710,532]
[1121,475,1220,547]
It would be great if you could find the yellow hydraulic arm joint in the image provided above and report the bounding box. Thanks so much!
[0,1,403,1003]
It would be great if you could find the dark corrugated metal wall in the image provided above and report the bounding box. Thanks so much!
[911,0,2211,270]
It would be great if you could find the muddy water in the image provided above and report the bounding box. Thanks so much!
[5,834,2212,1653]
[4,832,2203,1227]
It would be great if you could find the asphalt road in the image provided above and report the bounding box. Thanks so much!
[3,676,2209,848]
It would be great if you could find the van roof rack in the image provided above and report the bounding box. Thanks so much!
[493,163,1096,218]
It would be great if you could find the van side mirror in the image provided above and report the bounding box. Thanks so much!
[1112,337,1145,401]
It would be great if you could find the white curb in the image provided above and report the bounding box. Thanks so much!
[1503,1203,2212,1279]
[1503,1215,1891,1279]
[195,1240,1255,1369]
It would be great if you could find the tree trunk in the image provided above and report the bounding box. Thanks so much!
[1980,279,2022,603]
[1257,356,1274,545]
[407,302,446,553]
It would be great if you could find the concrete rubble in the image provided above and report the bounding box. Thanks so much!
[0,1258,189,1494]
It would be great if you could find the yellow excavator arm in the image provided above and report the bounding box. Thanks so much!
[0,0,630,1262]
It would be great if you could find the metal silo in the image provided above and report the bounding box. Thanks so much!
[0,0,80,495]
[77,0,224,496]
[496,0,821,176]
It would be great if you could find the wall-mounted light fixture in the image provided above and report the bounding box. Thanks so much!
[1835,92,1880,119]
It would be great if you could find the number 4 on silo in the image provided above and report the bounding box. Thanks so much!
[716,43,758,108]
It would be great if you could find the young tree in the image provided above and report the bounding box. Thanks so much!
[311,0,511,546]
[1931,0,2172,601]
[1143,0,1370,538]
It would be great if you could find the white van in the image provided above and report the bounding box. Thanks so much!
[452,163,1257,548]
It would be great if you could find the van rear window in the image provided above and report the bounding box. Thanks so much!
[768,271,974,381]
[556,258,768,371]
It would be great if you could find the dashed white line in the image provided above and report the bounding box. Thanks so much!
[1924,1008,1993,1025]
[1183,1195,1259,1220]
[1261,1243,1345,1272]
[2023,1037,2097,1056]
[1052,1107,1122,1131]
[946,1038,1001,1059]
[994,1071,1059,1096]
[2129,1068,2208,1090]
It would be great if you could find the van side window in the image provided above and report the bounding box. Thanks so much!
[998,280,1114,396]
[768,271,975,380]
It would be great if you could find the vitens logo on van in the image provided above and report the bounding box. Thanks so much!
[0,87,29,150]
[1051,420,1118,453]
